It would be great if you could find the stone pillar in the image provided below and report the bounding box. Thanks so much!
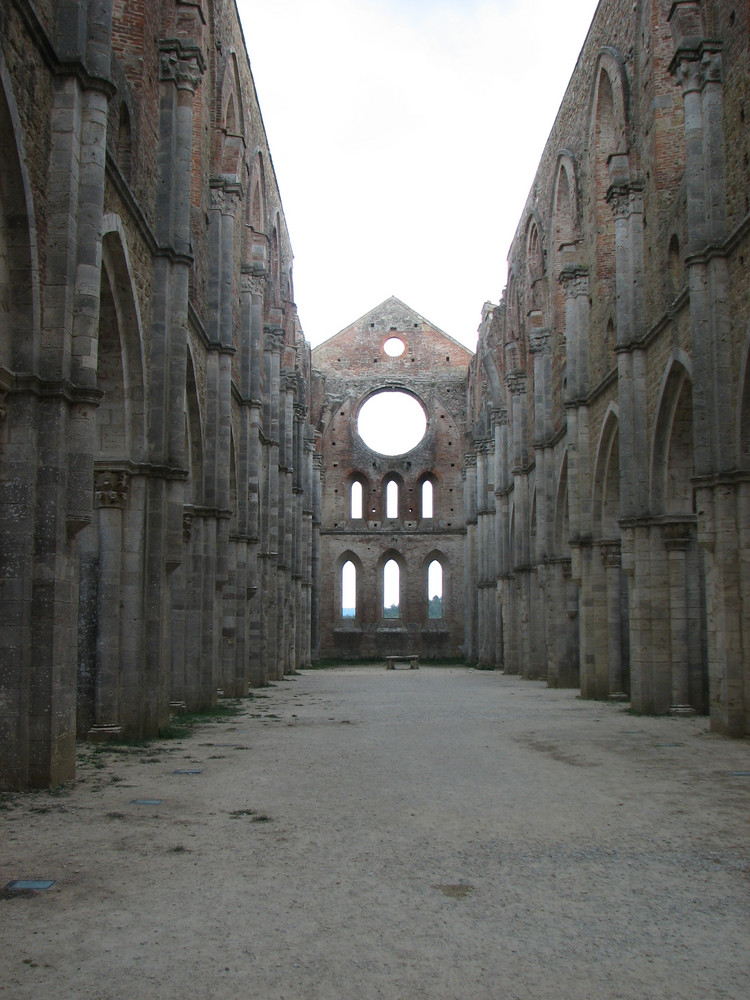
[145,39,205,725]
[662,521,696,715]
[311,450,323,661]
[89,470,129,737]
[600,540,627,700]
[463,453,478,662]
[670,7,742,733]
[560,267,591,696]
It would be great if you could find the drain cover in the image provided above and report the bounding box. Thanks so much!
[129,799,164,805]
[172,769,203,775]
[5,880,56,891]
[654,743,682,747]
[729,771,750,776]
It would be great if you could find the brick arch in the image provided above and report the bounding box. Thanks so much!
[551,151,580,250]
[651,357,694,515]
[382,471,405,521]
[218,52,245,178]
[377,547,406,620]
[504,271,524,374]
[593,405,620,538]
[335,549,364,620]
[423,549,449,620]
[525,213,549,333]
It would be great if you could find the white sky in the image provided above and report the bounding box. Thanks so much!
[236,0,601,352]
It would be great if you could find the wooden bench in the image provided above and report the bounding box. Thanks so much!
[385,655,420,670]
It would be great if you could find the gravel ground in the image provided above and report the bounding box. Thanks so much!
[1,666,749,1000]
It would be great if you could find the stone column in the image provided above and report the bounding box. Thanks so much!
[144,40,205,725]
[463,453,478,662]
[89,471,129,737]
[601,540,627,700]
[670,6,740,733]
[560,268,591,696]
[663,521,696,715]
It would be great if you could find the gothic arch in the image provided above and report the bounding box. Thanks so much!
[218,52,245,178]
[377,547,405,620]
[593,405,620,538]
[554,452,570,555]
[184,346,205,506]
[651,357,694,515]
[100,218,147,461]
[552,151,580,250]
[588,49,630,156]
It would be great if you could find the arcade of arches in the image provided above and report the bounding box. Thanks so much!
[1,0,750,790]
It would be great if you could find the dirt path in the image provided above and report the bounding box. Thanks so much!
[2,667,749,1000]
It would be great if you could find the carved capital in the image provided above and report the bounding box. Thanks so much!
[241,268,266,297]
[559,267,589,299]
[529,329,552,355]
[600,540,621,568]
[209,185,224,213]
[506,371,527,397]
[223,184,243,218]
[283,372,298,395]
[491,407,508,428]
[183,507,194,542]
[607,181,644,219]
[662,520,692,549]
[95,470,129,509]
[159,41,206,92]
[264,328,285,354]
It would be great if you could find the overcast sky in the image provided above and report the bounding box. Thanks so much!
[236,0,601,352]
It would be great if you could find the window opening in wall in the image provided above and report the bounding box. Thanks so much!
[342,561,356,618]
[357,390,427,455]
[386,480,398,519]
[383,559,400,618]
[422,480,433,518]
[428,560,443,619]
[351,481,363,519]
[383,337,405,357]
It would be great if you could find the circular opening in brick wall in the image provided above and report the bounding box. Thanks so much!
[383,336,405,357]
[357,390,427,455]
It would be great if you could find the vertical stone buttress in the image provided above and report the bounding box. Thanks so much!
[19,2,115,786]
[146,38,205,730]
[669,2,742,733]
[206,182,239,703]
[607,166,646,704]
[530,327,553,678]
[261,327,283,679]
[560,267,592,695]
[463,452,478,662]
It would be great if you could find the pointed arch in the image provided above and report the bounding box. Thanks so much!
[554,452,570,555]
[593,405,620,538]
[100,217,147,461]
[184,346,204,506]
[336,549,364,621]
[651,357,694,515]
[219,53,246,178]
[552,151,579,250]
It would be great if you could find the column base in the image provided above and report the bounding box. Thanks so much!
[669,704,696,716]
[87,725,123,743]
[608,692,629,702]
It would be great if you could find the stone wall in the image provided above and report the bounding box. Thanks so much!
[466,0,750,736]
[0,0,320,790]
[312,298,472,661]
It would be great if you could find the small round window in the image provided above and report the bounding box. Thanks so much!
[383,337,405,357]
[357,390,427,455]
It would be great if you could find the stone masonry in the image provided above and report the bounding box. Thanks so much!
[3,0,750,792]
[312,299,472,661]
[0,0,320,790]
[465,0,750,737]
